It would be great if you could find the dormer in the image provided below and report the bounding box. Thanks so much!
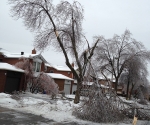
[33,58,42,72]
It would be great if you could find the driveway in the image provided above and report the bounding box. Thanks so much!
[0,106,54,125]
[0,107,83,125]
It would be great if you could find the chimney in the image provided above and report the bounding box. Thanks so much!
[21,52,24,55]
[32,48,36,54]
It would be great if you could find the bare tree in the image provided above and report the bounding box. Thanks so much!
[119,56,150,100]
[93,30,150,93]
[15,57,34,91]
[9,0,100,103]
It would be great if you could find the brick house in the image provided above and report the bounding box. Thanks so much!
[98,76,123,95]
[0,48,47,72]
[0,48,75,94]
[0,48,48,93]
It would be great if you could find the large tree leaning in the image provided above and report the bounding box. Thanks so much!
[9,0,100,103]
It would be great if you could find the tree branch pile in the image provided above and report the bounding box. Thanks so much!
[73,84,126,123]
[73,80,150,123]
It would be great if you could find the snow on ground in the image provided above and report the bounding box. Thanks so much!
[0,92,149,125]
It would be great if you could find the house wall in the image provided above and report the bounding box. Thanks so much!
[0,55,20,65]
[41,62,45,72]
[54,79,65,91]
[19,73,26,91]
[0,70,7,92]
[54,79,71,94]
[99,79,108,85]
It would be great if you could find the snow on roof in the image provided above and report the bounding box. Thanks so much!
[101,84,110,89]
[47,73,73,81]
[4,53,39,58]
[82,82,109,88]
[0,63,24,73]
[0,48,47,63]
[98,74,115,82]
[45,63,71,71]
[45,63,51,67]
[53,65,71,71]
[82,82,93,86]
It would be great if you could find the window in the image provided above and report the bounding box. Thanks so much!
[36,62,41,72]
[0,59,2,62]
[33,62,41,72]
[33,62,36,71]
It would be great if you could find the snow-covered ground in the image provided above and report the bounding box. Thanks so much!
[0,92,149,125]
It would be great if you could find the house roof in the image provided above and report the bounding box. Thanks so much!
[46,73,73,81]
[0,63,24,73]
[34,72,73,81]
[45,63,71,71]
[97,73,116,82]
[82,82,110,89]
[0,48,47,63]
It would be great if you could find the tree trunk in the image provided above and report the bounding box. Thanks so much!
[74,89,80,104]
[129,83,134,99]
[126,79,130,100]
[115,82,117,93]
[74,80,82,104]
[115,78,118,93]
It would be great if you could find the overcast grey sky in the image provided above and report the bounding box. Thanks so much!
[0,0,150,67]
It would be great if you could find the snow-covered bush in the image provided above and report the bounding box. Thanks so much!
[32,72,59,97]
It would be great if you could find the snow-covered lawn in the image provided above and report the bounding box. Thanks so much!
[0,92,149,125]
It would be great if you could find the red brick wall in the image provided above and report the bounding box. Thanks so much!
[0,70,7,92]
[19,73,26,91]
[41,62,45,72]
[2,58,20,65]
[99,79,107,85]
[54,79,65,91]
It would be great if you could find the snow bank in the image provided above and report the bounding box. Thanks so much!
[0,93,19,108]
[0,92,149,125]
